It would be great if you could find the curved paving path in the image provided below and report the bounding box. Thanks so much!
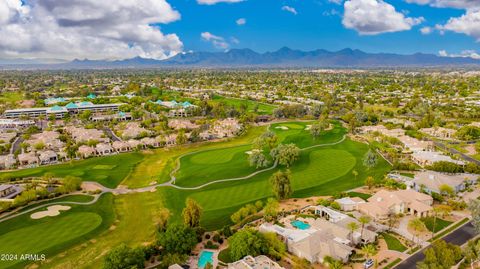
[0,193,101,223]
[0,132,347,221]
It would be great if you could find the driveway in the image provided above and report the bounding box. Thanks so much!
[394,221,476,269]
[433,141,480,166]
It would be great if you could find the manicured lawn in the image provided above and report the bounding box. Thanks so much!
[41,191,165,269]
[347,191,372,200]
[210,95,276,115]
[218,248,234,263]
[175,144,260,187]
[0,193,115,269]
[122,125,267,188]
[271,121,346,149]
[421,217,453,233]
[0,153,144,188]
[381,232,407,252]
[15,194,95,213]
[1,120,393,268]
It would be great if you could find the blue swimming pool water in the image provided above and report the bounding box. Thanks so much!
[198,250,214,268]
[291,220,311,230]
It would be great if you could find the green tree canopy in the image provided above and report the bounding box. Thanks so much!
[270,170,293,200]
[157,224,198,254]
[103,244,145,269]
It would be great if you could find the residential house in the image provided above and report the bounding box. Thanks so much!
[412,171,478,194]
[95,143,114,156]
[18,152,39,166]
[112,141,131,152]
[357,189,433,221]
[168,119,199,130]
[64,126,109,143]
[212,118,242,138]
[228,255,284,269]
[120,122,150,139]
[411,151,465,166]
[26,131,64,151]
[260,223,353,263]
[420,127,456,139]
[38,150,58,165]
[0,154,16,169]
[335,197,366,211]
[313,206,378,244]
[77,145,96,158]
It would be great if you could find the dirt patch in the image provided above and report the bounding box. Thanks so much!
[81,182,103,192]
[30,205,71,219]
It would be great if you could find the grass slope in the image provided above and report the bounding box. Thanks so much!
[381,232,407,252]
[0,193,115,269]
[0,153,144,188]
[210,95,276,115]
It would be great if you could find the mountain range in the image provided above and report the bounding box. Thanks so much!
[2,47,480,69]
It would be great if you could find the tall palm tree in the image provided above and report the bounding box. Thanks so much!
[347,222,359,245]
[359,215,371,242]
[408,218,426,246]
[431,205,452,238]
[361,244,377,260]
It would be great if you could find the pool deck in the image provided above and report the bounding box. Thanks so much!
[190,249,219,269]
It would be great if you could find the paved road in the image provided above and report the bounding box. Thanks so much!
[10,136,23,154]
[434,141,480,166]
[395,221,476,269]
[103,127,121,142]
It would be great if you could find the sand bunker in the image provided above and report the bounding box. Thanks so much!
[245,149,262,155]
[275,126,289,130]
[30,205,71,219]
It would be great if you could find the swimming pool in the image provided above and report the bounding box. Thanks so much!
[198,250,214,268]
[291,220,311,230]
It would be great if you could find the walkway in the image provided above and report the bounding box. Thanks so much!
[0,131,348,221]
[0,193,101,223]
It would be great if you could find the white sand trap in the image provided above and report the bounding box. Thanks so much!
[275,126,289,130]
[305,125,312,130]
[30,205,71,219]
[245,149,263,155]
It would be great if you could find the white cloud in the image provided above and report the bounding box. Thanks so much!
[0,0,183,60]
[437,10,480,41]
[420,26,432,34]
[439,49,480,59]
[342,0,424,35]
[230,37,240,44]
[282,6,298,15]
[197,0,245,5]
[201,32,229,49]
[236,18,246,25]
[328,0,344,4]
[405,0,479,9]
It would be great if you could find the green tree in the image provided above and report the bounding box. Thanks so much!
[347,222,359,243]
[228,229,269,261]
[359,215,371,240]
[361,244,377,259]
[270,170,293,200]
[154,207,171,231]
[352,170,358,181]
[417,240,462,269]
[363,149,378,169]
[159,253,187,269]
[157,224,198,254]
[103,244,145,269]
[408,218,426,246]
[270,143,300,167]
[248,151,270,169]
[439,184,455,197]
[468,199,480,234]
[263,198,279,221]
[365,176,375,189]
[182,198,202,228]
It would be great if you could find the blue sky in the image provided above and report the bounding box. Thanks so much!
[0,0,479,60]
[163,0,478,55]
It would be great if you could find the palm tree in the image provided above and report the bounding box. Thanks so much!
[431,205,452,239]
[347,222,359,244]
[359,215,371,242]
[408,218,426,246]
[361,244,377,260]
